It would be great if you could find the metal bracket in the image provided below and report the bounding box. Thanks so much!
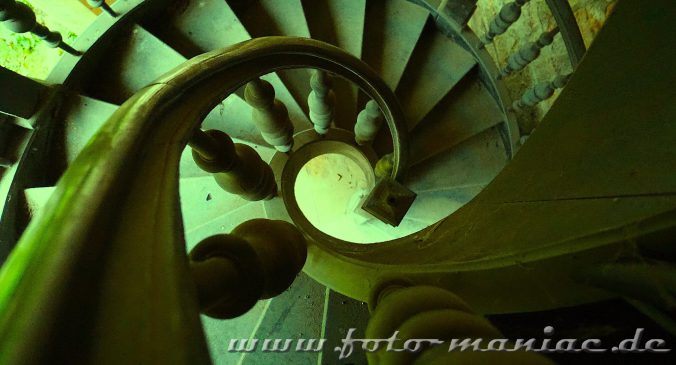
[362,177,417,227]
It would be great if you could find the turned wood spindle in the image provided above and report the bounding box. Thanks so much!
[354,100,384,145]
[307,70,336,135]
[499,27,559,79]
[480,0,531,48]
[188,219,307,319]
[244,78,295,152]
[190,129,277,201]
[512,73,571,111]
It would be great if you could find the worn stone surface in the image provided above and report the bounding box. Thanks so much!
[469,0,617,133]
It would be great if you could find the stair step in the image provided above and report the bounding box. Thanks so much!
[320,289,370,365]
[227,0,313,122]
[146,0,253,56]
[396,22,477,129]
[55,93,274,179]
[202,300,270,365]
[184,201,265,250]
[23,186,55,218]
[228,0,311,38]
[199,96,268,146]
[149,0,311,132]
[302,0,365,57]
[57,95,119,164]
[405,126,509,193]
[179,176,258,231]
[143,0,306,145]
[362,0,429,89]
[408,72,505,166]
[405,184,487,225]
[356,216,428,242]
[85,24,187,104]
[240,272,326,365]
[301,0,366,130]
[23,176,273,245]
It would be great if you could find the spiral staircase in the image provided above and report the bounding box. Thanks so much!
[1,0,675,364]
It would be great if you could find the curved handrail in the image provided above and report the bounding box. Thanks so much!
[544,0,586,67]
[0,36,408,364]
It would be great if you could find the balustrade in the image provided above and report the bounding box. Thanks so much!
[189,219,306,319]
[307,70,335,135]
[244,78,295,152]
[479,0,531,48]
[354,100,384,145]
[499,27,559,79]
[190,129,277,201]
[512,73,571,111]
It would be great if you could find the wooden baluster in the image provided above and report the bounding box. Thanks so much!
[0,0,80,55]
[244,78,294,152]
[307,70,335,135]
[367,285,554,364]
[479,0,531,48]
[354,100,384,145]
[499,27,559,79]
[190,129,277,201]
[87,0,117,17]
[512,73,571,111]
[189,219,307,319]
